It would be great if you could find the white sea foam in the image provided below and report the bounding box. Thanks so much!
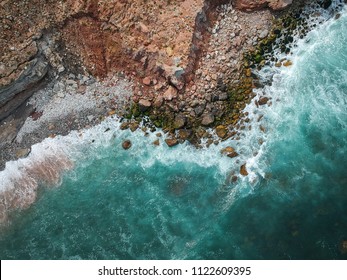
[232,4,347,186]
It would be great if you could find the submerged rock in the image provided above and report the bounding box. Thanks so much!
[122,140,132,150]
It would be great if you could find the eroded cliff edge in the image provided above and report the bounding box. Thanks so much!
[0,0,339,168]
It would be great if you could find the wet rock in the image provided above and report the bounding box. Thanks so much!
[15,148,31,158]
[258,96,269,105]
[240,164,248,176]
[165,138,179,147]
[138,99,151,112]
[221,146,236,155]
[178,129,193,140]
[227,151,239,158]
[129,122,139,132]
[215,125,228,139]
[153,139,160,146]
[283,60,293,67]
[120,122,130,130]
[201,113,214,126]
[122,139,132,150]
[221,146,239,158]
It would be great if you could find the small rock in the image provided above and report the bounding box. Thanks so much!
[120,122,129,130]
[283,60,293,67]
[258,96,269,105]
[156,132,162,137]
[194,105,205,116]
[240,164,248,176]
[215,125,228,138]
[275,61,282,67]
[77,85,87,94]
[138,99,152,112]
[153,95,163,108]
[221,146,235,155]
[58,66,65,73]
[174,114,186,129]
[153,139,160,146]
[165,138,179,147]
[201,113,214,126]
[227,151,239,158]
[122,140,132,150]
[66,79,77,87]
[15,148,31,158]
[57,91,65,98]
[178,129,193,140]
[163,86,178,101]
[259,30,269,39]
[129,122,139,132]
[142,77,151,85]
[87,115,94,122]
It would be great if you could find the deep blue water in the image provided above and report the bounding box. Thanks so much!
[0,6,346,259]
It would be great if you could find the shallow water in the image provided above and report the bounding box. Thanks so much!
[0,5,346,260]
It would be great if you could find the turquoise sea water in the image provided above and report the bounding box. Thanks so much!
[1,7,347,259]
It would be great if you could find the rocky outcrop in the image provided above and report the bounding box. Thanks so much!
[233,0,293,11]
[0,56,48,121]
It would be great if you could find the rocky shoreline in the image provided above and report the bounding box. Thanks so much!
[0,0,344,171]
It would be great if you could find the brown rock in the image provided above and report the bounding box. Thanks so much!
[138,99,152,112]
[215,125,228,139]
[142,77,151,85]
[240,164,248,176]
[221,146,236,155]
[163,86,177,101]
[165,138,179,147]
[122,140,132,150]
[178,129,193,140]
[174,114,186,129]
[227,152,239,158]
[153,95,164,108]
[258,96,269,105]
[283,60,293,67]
[120,122,130,130]
[129,122,139,132]
[153,139,160,146]
[201,113,214,126]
